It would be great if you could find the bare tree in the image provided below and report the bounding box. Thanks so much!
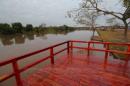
[69,0,130,40]
[68,8,99,37]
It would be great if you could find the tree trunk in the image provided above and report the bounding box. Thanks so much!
[123,20,128,41]
[92,27,95,38]
[91,27,95,47]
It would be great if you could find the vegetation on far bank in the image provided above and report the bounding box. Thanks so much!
[97,29,130,59]
[0,22,75,35]
[0,22,79,46]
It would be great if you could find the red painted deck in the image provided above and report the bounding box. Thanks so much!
[23,53,130,86]
[1,40,130,86]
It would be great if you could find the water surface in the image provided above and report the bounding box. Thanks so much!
[0,30,94,86]
[0,30,93,60]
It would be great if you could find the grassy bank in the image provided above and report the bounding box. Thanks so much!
[97,29,130,59]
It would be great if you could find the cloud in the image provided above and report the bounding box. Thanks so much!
[0,0,125,26]
[0,0,81,26]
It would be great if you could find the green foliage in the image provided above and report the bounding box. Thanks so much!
[0,24,77,46]
[0,23,15,34]
[123,0,130,7]
[0,22,75,35]
[61,25,69,29]
[25,24,33,32]
[12,22,23,33]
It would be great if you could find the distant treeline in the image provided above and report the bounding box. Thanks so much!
[0,22,75,35]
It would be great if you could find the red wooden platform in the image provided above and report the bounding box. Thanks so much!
[1,40,130,86]
[23,53,130,86]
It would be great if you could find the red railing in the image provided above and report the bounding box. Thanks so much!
[0,41,69,86]
[0,40,130,86]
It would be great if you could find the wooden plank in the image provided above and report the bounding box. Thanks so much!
[23,54,130,86]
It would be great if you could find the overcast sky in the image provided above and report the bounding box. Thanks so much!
[0,0,125,26]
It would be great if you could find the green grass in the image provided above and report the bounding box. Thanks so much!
[97,29,129,59]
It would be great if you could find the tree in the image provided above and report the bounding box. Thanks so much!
[60,25,69,29]
[122,0,130,7]
[69,11,98,28]
[25,24,33,32]
[0,23,15,34]
[12,22,23,33]
[69,0,130,40]
[68,7,99,37]
[123,0,130,20]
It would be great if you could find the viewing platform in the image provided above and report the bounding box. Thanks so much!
[0,40,130,86]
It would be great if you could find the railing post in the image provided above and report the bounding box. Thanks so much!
[70,41,73,53]
[87,42,90,56]
[67,41,70,54]
[104,43,109,66]
[127,45,130,60]
[124,45,130,67]
[12,61,23,86]
[104,43,106,48]
[105,43,109,59]
[50,47,54,64]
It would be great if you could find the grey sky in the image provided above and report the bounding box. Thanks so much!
[0,0,125,26]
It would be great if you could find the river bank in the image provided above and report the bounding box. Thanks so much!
[96,29,130,59]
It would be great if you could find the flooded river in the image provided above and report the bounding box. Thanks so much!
[0,30,96,86]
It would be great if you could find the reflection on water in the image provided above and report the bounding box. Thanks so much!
[0,29,74,46]
[0,30,94,60]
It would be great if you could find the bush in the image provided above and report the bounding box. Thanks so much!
[0,23,15,34]
[25,24,33,32]
[12,22,23,33]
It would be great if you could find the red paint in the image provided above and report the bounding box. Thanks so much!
[0,40,130,86]
[24,54,130,86]
[12,61,23,86]
[50,48,54,64]
[0,41,68,86]
[88,42,90,56]
[67,41,70,54]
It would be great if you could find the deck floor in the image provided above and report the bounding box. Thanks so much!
[23,53,130,86]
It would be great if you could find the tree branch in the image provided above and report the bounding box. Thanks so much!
[128,21,130,24]
[97,8,123,20]
[86,0,123,20]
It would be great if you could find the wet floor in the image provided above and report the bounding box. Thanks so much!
[24,52,130,86]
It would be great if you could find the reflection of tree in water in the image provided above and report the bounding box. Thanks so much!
[24,32,34,40]
[14,34,25,44]
[34,31,47,39]
[0,28,76,46]
[39,35,47,40]
[35,31,45,37]
[41,28,75,35]
[58,30,69,35]
[0,35,14,46]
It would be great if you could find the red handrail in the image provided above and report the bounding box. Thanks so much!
[0,41,68,66]
[0,41,69,86]
[0,40,130,86]
[71,40,130,46]
[70,40,130,60]
[70,40,130,55]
